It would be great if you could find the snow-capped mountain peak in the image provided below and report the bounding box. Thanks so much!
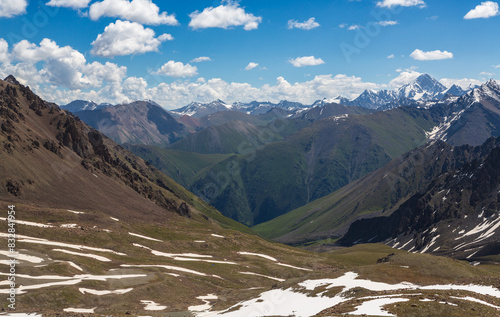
[312,96,350,107]
[469,79,500,104]
[62,100,110,112]
[397,74,446,100]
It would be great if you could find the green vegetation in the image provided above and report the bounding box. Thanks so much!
[126,145,232,188]
[196,107,439,226]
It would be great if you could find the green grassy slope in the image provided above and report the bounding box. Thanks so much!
[254,136,500,248]
[191,107,439,226]
[125,145,232,188]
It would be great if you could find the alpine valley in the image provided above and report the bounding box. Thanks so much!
[2,73,500,317]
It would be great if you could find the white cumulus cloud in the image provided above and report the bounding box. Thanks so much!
[191,56,212,63]
[0,0,28,17]
[245,62,259,71]
[91,20,168,57]
[287,17,320,30]
[348,25,363,30]
[46,0,91,9]
[0,39,9,64]
[464,1,499,19]
[158,33,174,41]
[289,56,325,67]
[189,2,262,31]
[377,0,426,8]
[387,54,395,59]
[1,38,126,90]
[153,61,198,78]
[389,70,421,87]
[410,49,453,61]
[377,20,398,26]
[89,0,179,25]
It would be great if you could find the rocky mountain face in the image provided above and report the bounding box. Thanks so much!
[254,137,500,247]
[427,79,500,146]
[75,101,189,146]
[340,136,500,260]
[0,76,210,221]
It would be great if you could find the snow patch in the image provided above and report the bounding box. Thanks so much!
[189,294,218,312]
[239,271,285,282]
[63,308,96,313]
[238,251,277,262]
[79,287,133,295]
[349,298,409,316]
[67,209,85,214]
[0,233,126,256]
[0,250,44,263]
[60,223,79,228]
[140,300,167,311]
[128,232,162,242]
[52,249,111,262]
[0,217,53,228]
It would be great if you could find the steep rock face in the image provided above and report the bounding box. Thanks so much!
[427,79,500,146]
[75,101,188,146]
[341,136,500,259]
[0,76,223,221]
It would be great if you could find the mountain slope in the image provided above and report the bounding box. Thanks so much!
[254,137,500,246]
[125,145,232,188]
[169,117,309,155]
[75,101,188,146]
[0,76,253,231]
[188,107,439,225]
[340,136,500,260]
[428,79,500,146]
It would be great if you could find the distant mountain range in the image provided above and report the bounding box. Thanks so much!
[63,99,112,112]
[59,75,500,244]
[62,74,475,119]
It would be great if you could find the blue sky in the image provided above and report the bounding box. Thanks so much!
[0,0,499,108]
